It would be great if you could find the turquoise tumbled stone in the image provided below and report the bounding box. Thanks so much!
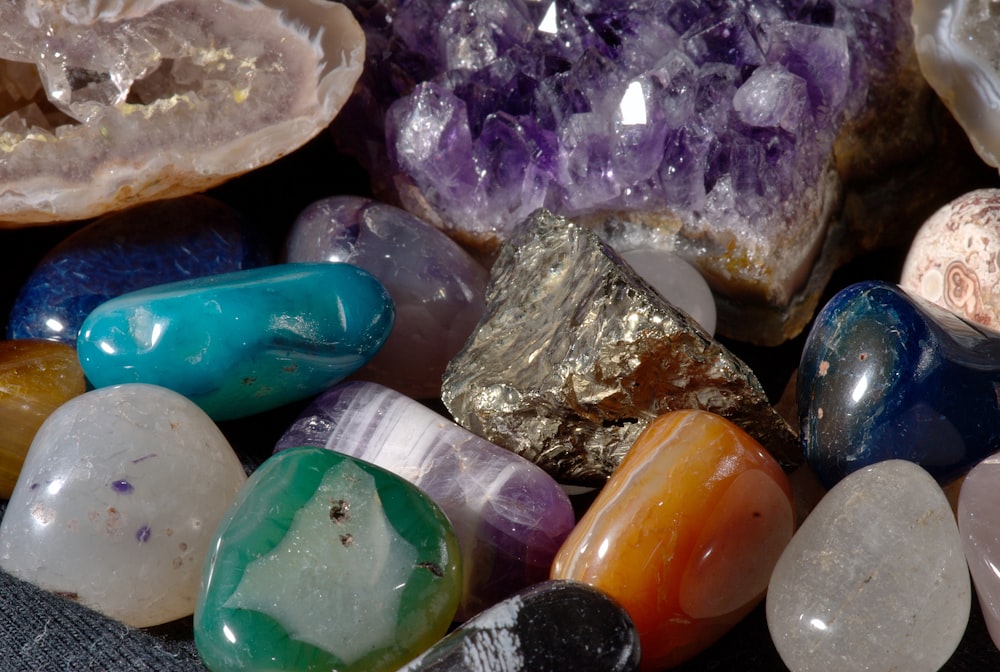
[194,446,462,672]
[77,263,393,420]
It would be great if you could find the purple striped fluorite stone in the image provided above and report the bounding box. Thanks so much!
[275,381,576,620]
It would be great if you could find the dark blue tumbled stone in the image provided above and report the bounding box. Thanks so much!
[398,580,641,672]
[798,280,1000,488]
[7,195,271,345]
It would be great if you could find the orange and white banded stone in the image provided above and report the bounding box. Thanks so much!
[552,409,794,670]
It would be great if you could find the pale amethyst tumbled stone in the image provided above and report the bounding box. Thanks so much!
[285,196,489,399]
[274,380,577,620]
[958,453,1000,650]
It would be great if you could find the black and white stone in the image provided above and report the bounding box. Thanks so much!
[399,580,641,672]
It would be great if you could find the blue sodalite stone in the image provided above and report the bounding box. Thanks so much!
[798,280,1000,488]
[7,195,271,345]
[77,263,394,421]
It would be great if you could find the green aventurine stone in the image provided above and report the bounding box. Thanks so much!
[194,447,462,672]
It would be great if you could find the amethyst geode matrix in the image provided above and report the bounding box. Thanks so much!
[334,0,924,344]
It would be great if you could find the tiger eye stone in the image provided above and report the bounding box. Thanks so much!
[551,409,794,670]
[0,340,86,498]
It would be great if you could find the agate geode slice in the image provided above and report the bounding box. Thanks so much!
[0,0,364,226]
[912,0,1000,168]
[335,0,938,344]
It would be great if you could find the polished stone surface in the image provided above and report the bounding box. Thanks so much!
[7,195,271,346]
[399,580,641,672]
[799,280,1000,487]
[442,209,798,486]
[195,446,461,672]
[958,453,1000,651]
[77,263,394,420]
[618,248,716,335]
[275,380,576,621]
[0,383,247,628]
[766,460,970,672]
[0,339,87,498]
[286,196,488,399]
[901,188,1000,331]
[552,410,794,670]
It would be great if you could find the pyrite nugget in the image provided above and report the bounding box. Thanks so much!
[442,209,798,486]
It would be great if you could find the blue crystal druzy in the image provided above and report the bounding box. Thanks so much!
[798,280,1000,488]
[335,0,908,242]
[76,263,394,421]
[7,196,271,345]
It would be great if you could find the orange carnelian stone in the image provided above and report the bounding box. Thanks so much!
[551,409,794,670]
[0,340,87,497]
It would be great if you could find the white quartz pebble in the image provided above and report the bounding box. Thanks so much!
[766,460,970,672]
[0,384,247,627]
[618,248,717,334]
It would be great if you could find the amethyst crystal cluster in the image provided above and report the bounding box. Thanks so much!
[334,0,922,344]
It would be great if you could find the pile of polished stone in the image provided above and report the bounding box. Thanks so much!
[5,1,1000,671]
[4,191,1000,672]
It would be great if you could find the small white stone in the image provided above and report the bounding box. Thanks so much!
[766,460,970,672]
[0,383,247,627]
[618,247,717,335]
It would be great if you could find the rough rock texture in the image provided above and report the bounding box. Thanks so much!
[334,0,970,344]
[441,209,798,486]
[0,0,364,226]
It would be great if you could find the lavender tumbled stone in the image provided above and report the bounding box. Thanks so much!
[286,196,488,399]
[275,380,576,620]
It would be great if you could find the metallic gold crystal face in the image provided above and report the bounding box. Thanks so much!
[442,209,799,486]
[0,0,365,226]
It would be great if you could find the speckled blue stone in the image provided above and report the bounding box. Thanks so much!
[77,263,394,421]
[7,195,271,345]
[798,280,1000,488]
